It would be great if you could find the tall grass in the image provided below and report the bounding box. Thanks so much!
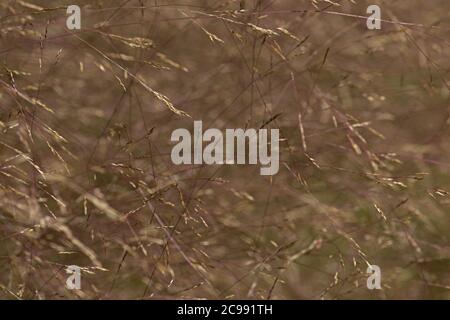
[0,0,449,299]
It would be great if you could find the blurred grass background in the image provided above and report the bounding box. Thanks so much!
[0,0,449,299]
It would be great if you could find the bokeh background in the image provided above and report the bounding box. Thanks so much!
[0,0,449,299]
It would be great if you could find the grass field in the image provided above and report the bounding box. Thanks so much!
[0,0,449,299]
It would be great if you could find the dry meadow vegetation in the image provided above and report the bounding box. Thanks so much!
[0,0,449,299]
